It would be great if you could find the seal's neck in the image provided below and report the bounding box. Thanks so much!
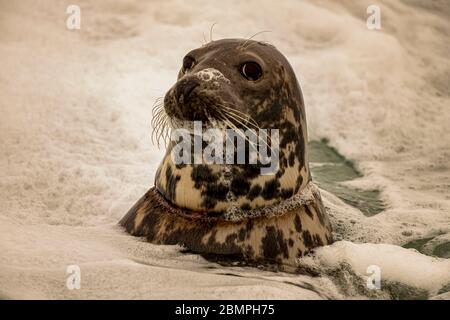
[154,134,310,213]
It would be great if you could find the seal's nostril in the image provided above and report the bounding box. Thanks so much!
[176,80,199,103]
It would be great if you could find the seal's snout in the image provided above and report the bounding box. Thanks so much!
[164,66,234,122]
[164,77,203,120]
[175,78,199,104]
[172,77,205,120]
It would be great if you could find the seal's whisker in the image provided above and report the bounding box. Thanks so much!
[153,96,164,104]
[151,113,166,140]
[216,104,260,130]
[158,118,169,148]
[222,111,257,132]
[219,105,253,119]
[209,22,217,43]
[216,113,237,134]
[215,106,256,132]
[163,118,171,146]
[151,103,172,149]
[228,109,273,148]
[242,41,261,51]
[154,108,167,126]
[151,109,163,125]
[151,106,162,117]
[239,30,272,49]
[163,118,172,146]
[151,111,162,145]
[220,107,273,152]
[151,101,164,117]
[214,109,259,150]
[152,106,162,118]
[220,110,249,129]
[153,117,163,147]
[221,111,269,151]
[221,108,260,130]
[224,118,259,151]
[216,104,260,128]
[242,37,274,51]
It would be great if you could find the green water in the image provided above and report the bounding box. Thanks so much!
[309,139,384,216]
[309,140,450,260]
[433,242,450,259]
[403,236,450,259]
[402,237,434,253]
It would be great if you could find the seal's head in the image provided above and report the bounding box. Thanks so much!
[155,38,310,216]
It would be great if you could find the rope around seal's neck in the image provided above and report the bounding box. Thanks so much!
[154,181,320,222]
[223,181,319,222]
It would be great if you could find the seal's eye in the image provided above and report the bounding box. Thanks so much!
[241,62,262,81]
[182,56,195,72]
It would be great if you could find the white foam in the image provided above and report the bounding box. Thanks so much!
[299,241,450,296]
